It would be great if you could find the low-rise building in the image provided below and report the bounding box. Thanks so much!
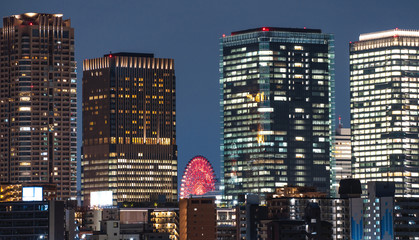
[179,197,216,240]
[216,207,236,240]
[0,200,64,239]
[0,183,57,202]
[266,186,350,240]
[150,208,179,240]
[350,181,419,240]
[236,194,267,240]
[394,197,419,240]
[82,206,179,240]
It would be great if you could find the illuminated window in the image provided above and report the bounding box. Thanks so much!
[19,107,31,112]
[295,136,305,141]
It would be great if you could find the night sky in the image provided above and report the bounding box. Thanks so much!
[2,0,419,190]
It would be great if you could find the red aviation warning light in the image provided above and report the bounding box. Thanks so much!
[262,27,269,31]
[180,156,216,199]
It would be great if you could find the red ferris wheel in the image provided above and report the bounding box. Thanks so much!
[180,156,216,199]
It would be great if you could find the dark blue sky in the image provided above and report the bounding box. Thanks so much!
[2,0,419,188]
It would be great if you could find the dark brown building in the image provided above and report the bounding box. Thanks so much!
[0,13,77,199]
[82,53,177,206]
[179,197,216,240]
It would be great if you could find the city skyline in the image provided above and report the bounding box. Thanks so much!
[1,0,418,186]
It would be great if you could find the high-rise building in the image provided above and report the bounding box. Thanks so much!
[82,53,177,206]
[350,29,419,197]
[0,13,77,199]
[220,27,335,201]
[331,117,351,197]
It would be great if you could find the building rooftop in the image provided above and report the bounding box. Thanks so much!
[104,52,154,58]
[11,12,64,18]
[3,13,70,27]
[359,28,419,41]
[231,27,322,36]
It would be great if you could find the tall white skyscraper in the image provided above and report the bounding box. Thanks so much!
[350,29,419,197]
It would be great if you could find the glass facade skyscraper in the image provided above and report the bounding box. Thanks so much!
[220,27,335,201]
[350,29,419,197]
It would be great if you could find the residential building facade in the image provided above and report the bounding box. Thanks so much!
[0,13,77,199]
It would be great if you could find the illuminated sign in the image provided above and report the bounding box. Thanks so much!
[90,191,113,207]
[22,187,43,201]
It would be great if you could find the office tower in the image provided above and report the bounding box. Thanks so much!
[350,29,419,197]
[82,53,177,206]
[0,13,77,199]
[220,27,335,201]
[331,117,351,197]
